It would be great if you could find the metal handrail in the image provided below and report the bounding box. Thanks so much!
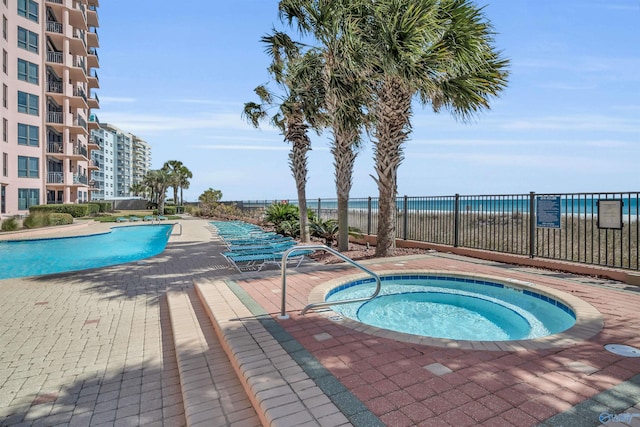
[278,244,382,319]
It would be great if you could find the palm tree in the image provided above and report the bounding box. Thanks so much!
[278,0,369,252]
[144,169,172,215]
[163,160,183,205]
[177,165,192,205]
[243,31,324,243]
[362,0,509,257]
[129,182,146,198]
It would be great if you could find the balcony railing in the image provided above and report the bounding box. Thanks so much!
[75,115,87,130]
[73,29,86,42]
[47,0,63,4]
[73,174,88,185]
[73,56,86,74]
[73,144,88,158]
[47,111,64,124]
[46,21,63,34]
[47,172,64,184]
[47,51,63,64]
[73,86,87,103]
[47,81,63,94]
[47,142,64,154]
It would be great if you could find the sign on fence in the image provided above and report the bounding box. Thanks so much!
[597,200,623,229]
[536,195,561,229]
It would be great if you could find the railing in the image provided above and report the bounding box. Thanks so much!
[46,142,63,154]
[73,144,88,158]
[47,81,63,94]
[47,0,63,4]
[46,21,63,34]
[231,191,640,271]
[278,244,382,319]
[47,51,63,64]
[47,111,64,124]
[47,172,64,184]
[73,86,87,103]
[73,174,88,185]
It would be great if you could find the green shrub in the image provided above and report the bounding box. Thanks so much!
[23,212,50,229]
[29,204,90,217]
[1,217,19,232]
[164,206,177,215]
[49,213,73,226]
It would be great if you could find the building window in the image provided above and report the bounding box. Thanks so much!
[18,0,39,23]
[2,152,7,176]
[2,83,6,108]
[18,123,38,146]
[18,188,39,210]
[2,15,6,41]
[18,155,39,178]
[2,49,6,74]
[2,118,6,142]
[17,91,38,115]
[17,59,38,84]
[17,27,39,53]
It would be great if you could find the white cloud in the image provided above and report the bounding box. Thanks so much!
[99,96,137,103]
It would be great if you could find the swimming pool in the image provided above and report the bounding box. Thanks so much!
[0,224,173,280]
[325,273,578,341]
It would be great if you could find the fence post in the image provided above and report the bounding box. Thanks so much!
[529,191,536,258]
[317,198,321,219]
[403,195,408,240]
[367,197,372,235]
[454,193,460,247]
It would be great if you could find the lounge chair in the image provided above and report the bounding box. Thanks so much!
[222,247,314,272]
[116,217,128,223]
[143,215,155,221]
[157,215,168,221]
[129,216,142,222]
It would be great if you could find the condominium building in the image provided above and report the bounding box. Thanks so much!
[1,0,100,217]
[90,123,151,200]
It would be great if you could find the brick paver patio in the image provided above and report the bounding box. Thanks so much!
[1,218,639,426]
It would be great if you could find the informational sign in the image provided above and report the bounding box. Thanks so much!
[597,200,623,229]
[536,195,561,229]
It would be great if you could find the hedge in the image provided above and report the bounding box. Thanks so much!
[29,204,91,217]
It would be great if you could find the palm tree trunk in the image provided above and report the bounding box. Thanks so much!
[374,77,413,257]
[332,139,356,252]
[287,119,311,243]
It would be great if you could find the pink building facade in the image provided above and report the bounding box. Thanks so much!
[1,0,100,218]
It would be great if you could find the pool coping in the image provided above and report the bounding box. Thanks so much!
[307,269,604,351]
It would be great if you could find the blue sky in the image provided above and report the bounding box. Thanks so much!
[96,1,639,202]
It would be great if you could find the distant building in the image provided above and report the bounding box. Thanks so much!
[90,124,151,201]
[1,0,100,217]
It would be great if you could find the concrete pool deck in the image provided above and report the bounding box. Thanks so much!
[0,217,639,426]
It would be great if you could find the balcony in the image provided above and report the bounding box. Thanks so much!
[47,111,64,124]
[87,47,99,69]
[46,80,63,94]
[47,172,64,184]
[73,143,88,158]
[73,174,88,185]
[47,50,64,64]
[46,21,63,34]
[88,92,99,109]
[47,142,64,154]
[88,70,99,89]
[88,135,101,149]
[87,28,99,48]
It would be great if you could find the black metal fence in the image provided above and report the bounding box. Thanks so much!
[227,191,640,271]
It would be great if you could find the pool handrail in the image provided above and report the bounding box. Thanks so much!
[278,244,382,319]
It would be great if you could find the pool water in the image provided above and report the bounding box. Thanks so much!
[0,224,173,280]
[326,276,576,341]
